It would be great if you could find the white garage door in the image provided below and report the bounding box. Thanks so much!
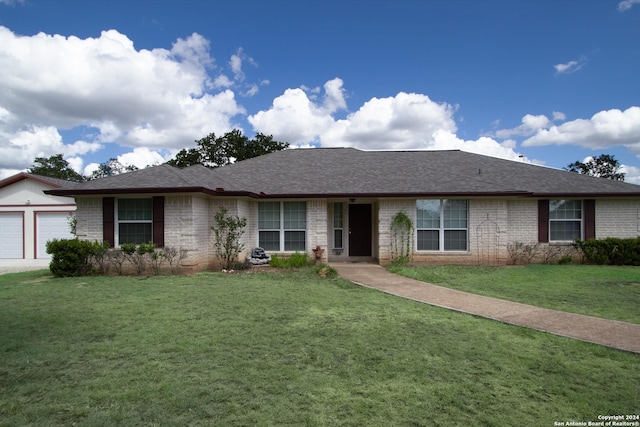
[0,213,23,259]
[36,212,74,259]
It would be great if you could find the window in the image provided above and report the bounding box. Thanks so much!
[258,201,306,251]
[333,203,343,249]
[117,198,152,245]
[416,199,468,251]
[549,200,582,241]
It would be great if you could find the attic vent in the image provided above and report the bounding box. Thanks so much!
[215,187,224,192]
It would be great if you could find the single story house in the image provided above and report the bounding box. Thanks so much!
[0,173,77,261]
[45,148,640,270]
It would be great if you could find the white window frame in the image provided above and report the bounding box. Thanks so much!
[416,199,468,252]
[116,198,153,246]
[549,200,583,242]
[258,201,307,252]
[333,202,344,249]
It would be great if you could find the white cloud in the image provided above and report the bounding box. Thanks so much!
[552,111,566,121]
[117,147,167,169]
[554,58,586,74]
[494,114,551,139]
[249,78,525,162]
[0,26,245,176]
[621,164,640,184]
[0,126,101,172]
[248,78,347,144]
[522,106,640,151]
[618,0,640,11]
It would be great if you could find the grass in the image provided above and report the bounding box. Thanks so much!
[0,268,639,426]
[387,264,640,324]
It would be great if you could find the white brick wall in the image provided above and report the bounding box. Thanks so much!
[78,194,640,270]
[306,200,328,261]
[506,199,538,244]
[75,196,102,242]
[378,199,415,263]
[596,199,640,238]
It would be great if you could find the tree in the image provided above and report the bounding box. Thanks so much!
[167,130,289,168]
[89,158,138,180]
[565,154,625,181]
[28,154,85,181]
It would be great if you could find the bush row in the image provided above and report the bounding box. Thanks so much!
[574,238,640,266]
[46,239,188,277]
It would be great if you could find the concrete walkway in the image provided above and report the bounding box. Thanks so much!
[331,263,640,354]
[0,259,50,275]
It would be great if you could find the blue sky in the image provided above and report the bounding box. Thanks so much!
[1,0,639,182]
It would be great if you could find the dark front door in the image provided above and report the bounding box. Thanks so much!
[349,204,372,256]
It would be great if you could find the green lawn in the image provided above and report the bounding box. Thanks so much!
[1,268,639,426]
[387,264,640,324]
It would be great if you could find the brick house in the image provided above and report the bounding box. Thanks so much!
[46,148,640,270]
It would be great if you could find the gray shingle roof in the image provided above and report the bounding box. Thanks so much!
[46,148,640,198]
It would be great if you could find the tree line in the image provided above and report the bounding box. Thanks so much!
[28,130,289,181]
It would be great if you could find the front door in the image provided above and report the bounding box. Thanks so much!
[349,204,372,256]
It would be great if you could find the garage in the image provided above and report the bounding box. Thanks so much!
[36,212,74,259]
[0,213,24,259]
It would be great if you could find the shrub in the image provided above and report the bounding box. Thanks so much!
[162,246,188,274]
[314,263,338,278]
[121,242,156,275]
[46,238,98,277]
[212,207,247,270]
[574,238,640,266]
[88,240,111,274]
[269,252,311,268]
[506,241,539,265]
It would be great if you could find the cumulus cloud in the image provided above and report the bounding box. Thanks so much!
[247,78,347,144]
[0,26,245,177]
[618,0,640,11]
[0,125,101,171]
[522,106,640,151]
[249,78,526,162]
[494,114,551,139]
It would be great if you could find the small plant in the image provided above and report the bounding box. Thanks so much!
[121,242,156,275]
[506,241,539,265]
[390,212,413,266]
[162,246,189,274]
[314,263,338,279]
[212,207,247,270]
[67,213,77,236]
[149,249,165,275]
[109,248,127,275]
[88,240,111,274]
[269,252,311,268]
[558,255,573,265]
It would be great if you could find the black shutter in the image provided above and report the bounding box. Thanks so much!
[538,200,549,243]
[152,196,165,247]
[103,197,115,247]
[584,199,596,240]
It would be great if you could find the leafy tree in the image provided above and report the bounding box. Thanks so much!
[28,154,84,181]
[167,130,289,168]
[565,154,625,181]
[89,158,138,180]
